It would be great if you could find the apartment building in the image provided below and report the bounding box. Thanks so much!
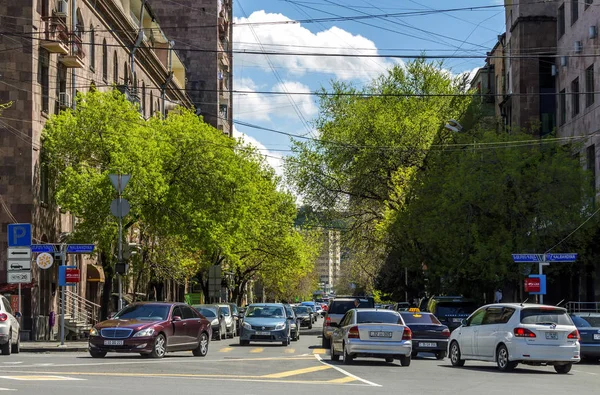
[316,230,341,294]
[0,0,191,339]
[149,0,234,136]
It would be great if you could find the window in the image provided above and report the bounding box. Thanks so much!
[113,52,118,84]
[124,62,129,85]
[520,308,572,325]
[572,77,580,116]
[467,308,486,326]
[572,0,579,24]
[89,26,95,71]
[560,89,566,125]
[356,311,402,324]
[586,65,595,107]
[181,306,197,320]
[586,0,593,10]
[102,39,107,82]
[482,307,505,325]
[558,4,565,37]
[39,48,50,113]
[150,91,154,115]
[142,81,146,116]
[172,306,183,319]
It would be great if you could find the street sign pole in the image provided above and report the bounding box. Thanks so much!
[109,173,130,312]
[60,244,66,346]
[538,261,550,304]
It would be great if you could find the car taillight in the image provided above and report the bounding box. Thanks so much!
[348,326,360,339]
[441,328,450,338]
[325,316,331,327]
[514,327,536,338]
[567,330,580,340]
[402,327,412,340]
[0,313,7,322]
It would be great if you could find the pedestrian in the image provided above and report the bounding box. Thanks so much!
[354,299,360,308]
[494,289,503,303]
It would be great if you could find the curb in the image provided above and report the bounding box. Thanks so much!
[21,346,89,353]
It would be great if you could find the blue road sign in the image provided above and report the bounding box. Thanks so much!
[31,244,56,253]
[58,266,77,286]
[7,223,32,247]
[545,253,577,262]
[512,254,543,263]
[66,244,95,254]
[528,274,547,295]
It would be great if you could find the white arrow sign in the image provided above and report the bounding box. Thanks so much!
[8,247,31,259]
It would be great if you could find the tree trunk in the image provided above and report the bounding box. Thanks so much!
[197,271,209,302]
[100,252,114,320]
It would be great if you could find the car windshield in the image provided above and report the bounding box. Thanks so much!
[520,308,572,325]
[219,307,230,316]
[114,304,170,321]
[435,303,478,316]
[284,306,294,316]
[357,311,402,324]
[400,313,441,324]
[245,306,285,318]
[329,300,369,315]
[571,315,600,327]
[294,306,310,314]
[196,308,216,318]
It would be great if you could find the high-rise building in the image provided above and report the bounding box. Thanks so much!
[316,230,341,293]
[149,0,233,136]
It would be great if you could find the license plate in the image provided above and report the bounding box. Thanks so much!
[256,331,270,336]
[103,340,124,346]
[452,318,463,323]
[545,332,558,340]
[594,334,600,340]
[418,342,437,348]
[369,331,392,338]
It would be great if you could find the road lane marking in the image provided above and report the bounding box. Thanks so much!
[312,348,328,354]
[328,376,357,384]
[284,348,295,354]
[219,347,234,353]
[1,363,22,365]
[314,354,381,388]
[0,375,86,381]
[573,370,598,376]
[0,389,15,391]
[261,365,331,378]
[249,348,264,353]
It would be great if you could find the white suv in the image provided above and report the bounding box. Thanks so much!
[448,303,580,374]
[0,295,20,355]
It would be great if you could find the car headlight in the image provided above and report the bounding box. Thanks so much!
[89,328,99,336]
[211,319,219,326]
[275,322,286,330]
[133,328,155,337]
[242,321,252,330]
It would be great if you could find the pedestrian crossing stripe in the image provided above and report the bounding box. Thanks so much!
[261,365,331,379]
[219,347,234,353]
[249,348,264,353]
[0,376,86,381]
[328,376,357,384]
[312,348,328,354]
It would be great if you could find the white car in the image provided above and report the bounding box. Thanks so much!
[217,304,236,338]
[448,303,580,373]
[0,295,21,355]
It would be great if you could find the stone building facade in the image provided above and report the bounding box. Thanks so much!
[149,0,233,136]
[0,0,190,339]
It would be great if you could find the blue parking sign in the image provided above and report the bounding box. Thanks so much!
[7,223,32,247]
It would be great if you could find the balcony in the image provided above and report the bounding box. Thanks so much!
[40,16,69,54]
[59,34,85,68]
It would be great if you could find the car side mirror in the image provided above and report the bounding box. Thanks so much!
[461,319,468,327]
[172,316,182,322]
[14,312,22,319]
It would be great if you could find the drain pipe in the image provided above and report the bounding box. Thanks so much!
[161,40,174,118]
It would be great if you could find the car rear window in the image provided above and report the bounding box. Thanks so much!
[435,303,478,316]
[400,313,441,324]
[357,311,402,324]
[196,308,216,318]
[294,306,310,314]
[571,315,600,327]
[520,308,572,325]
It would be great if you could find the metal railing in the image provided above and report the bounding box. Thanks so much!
[566,301,600,313]
[60,289,101,329]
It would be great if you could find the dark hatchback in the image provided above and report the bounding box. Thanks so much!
[400,311,450,360]
[89,302,212,359]
[570,313,600,361]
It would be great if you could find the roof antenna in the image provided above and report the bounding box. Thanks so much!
[520,298,529,307]
[556,299,565,307]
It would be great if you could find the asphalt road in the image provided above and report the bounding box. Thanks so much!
[1,318,598,394]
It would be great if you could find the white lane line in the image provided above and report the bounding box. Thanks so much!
[573,370,598,376]
[0,376,86,381]
[0,389,15,391]
[1,363,22,365]
[314,354,381,388]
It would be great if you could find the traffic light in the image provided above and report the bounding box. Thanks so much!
[115,262,128,275]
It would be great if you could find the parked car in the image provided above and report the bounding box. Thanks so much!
[283,304,300,341]
[395,302,411,312]
[193,304,227,341]
[427,296,478,331]
[88,302,212,359]
[293,305,313,329]
[239,303,291,346]
[229,303,241,336]
[399,310,450,360]
[322,297,375,348]
[0,295,21,355]
[217,304,236,338]
[330,308,412,366]
[449,304,580,373]
[570,313,600,361]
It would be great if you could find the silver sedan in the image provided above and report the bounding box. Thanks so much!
[330,308,412,366]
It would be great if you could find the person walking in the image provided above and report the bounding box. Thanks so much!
[494,289,503,303]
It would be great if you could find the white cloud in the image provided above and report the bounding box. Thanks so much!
[234,11,395,81]
[233,126,284,177]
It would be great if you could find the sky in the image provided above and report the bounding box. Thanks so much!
[231,0,507,176]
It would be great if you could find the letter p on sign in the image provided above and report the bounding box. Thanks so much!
[7,223,32,247]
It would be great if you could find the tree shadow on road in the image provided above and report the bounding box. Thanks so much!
[438,365,557,375]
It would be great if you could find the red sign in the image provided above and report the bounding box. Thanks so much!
[65,268,80,283]
[524,278,541,293]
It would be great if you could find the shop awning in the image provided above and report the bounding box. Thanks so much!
[86,264,105,283]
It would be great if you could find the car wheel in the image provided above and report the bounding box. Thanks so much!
[150,334,167,359]
[330,340,340,362]
[496,344,517,372]
[435,351,446,360]
[554,363,572,374]
[399,355,411,367]
[89,349,107,358]
[1,333,11,355]
[322,336,331,349]
[240,339,249,346]
[449,341,465,367]
[385,357,394,363]
[11,334,20,354]
[343,344,354,365]
[193,332,209,357]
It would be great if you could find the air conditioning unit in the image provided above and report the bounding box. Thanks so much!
[55,0,69,17]
[575,41,583,53]
[551,64,557,76]
[59,91,71,108]
[590,26,598,39]
[561,56,568,67]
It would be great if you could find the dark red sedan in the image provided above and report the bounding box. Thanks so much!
[88,302,212,358]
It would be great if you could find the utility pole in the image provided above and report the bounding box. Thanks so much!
[59,244,66,346]
[109,174,131,312]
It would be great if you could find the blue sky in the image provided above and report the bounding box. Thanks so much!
[232,1,507,174]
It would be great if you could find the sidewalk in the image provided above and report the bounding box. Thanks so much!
[21,341,89,353]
